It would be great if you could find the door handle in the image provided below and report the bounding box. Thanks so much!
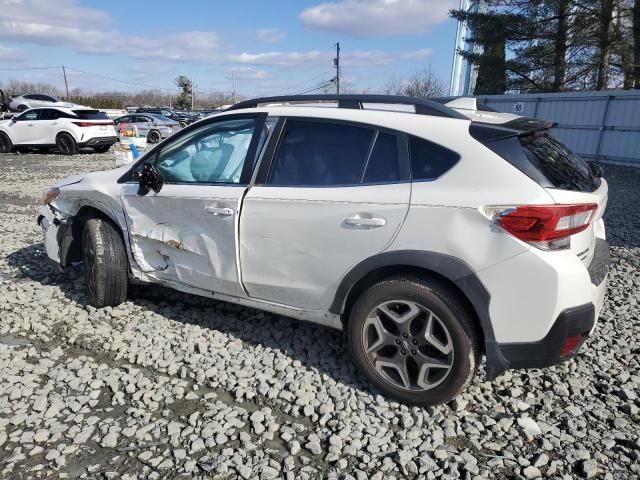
[27,123,34,126]
[205,205,234,216]
[343,214,386,229]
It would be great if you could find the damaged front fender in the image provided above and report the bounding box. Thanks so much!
[38,205,74,266]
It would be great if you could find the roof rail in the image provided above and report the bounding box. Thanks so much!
[225,94,467,120]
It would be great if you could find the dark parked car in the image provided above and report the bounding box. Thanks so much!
[136,107,196,127]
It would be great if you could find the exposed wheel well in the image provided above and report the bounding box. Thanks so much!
[64,206,124,265]
[340,265,485,349]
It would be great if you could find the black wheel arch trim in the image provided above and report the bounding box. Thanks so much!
[57,205,122,268]
[329,249,511,380]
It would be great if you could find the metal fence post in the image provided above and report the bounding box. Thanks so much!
[595,95,613,164]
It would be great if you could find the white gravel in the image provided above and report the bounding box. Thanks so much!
[0,151,638,479]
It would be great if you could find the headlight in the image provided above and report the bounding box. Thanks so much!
[43,187,60,206]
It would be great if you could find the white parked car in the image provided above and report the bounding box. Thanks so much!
[37,95,609,405]
[0,107,117,155]
[8,93,78,112]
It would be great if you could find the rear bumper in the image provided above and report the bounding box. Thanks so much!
[497,302,596,369]
[79,136,118,147]
[481,239,609,379]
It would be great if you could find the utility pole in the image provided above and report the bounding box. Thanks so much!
[191,77,195,110]
[62,66,70,100]
[231,72,237,104]
[334,42,340,95]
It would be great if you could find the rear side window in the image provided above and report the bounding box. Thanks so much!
[39,109,61,120]
[482,131,599,192]
[409,136,460,181]
[73,110,109,120]
[269,120,372,186]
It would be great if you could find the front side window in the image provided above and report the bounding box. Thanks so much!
[16,110,39,121]
[155,118,257,184]
[268,120,400,186]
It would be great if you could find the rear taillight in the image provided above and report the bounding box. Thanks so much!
[488,203,598,250]
[72,121,113,127]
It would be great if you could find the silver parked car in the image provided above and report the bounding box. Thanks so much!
[9,94,76,112]
[113,113,181,144]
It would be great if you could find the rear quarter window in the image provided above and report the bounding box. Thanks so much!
[409,136,460,181]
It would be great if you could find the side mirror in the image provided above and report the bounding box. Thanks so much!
[11,116,17,123]
[137,164,164,195]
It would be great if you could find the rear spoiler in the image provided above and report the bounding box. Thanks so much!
[470,117,557,143]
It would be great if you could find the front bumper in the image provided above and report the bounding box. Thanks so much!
[38,206,74,266]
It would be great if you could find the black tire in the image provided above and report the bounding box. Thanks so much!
[93,145,112,153]
[82,217,128,308]
[56,133,77,155]
[0,132,12,153]
[179,121,188,128]
[348,277,481,406]
[147,130,161,144]
[16,105,28,112]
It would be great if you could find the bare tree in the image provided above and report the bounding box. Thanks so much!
[383,66,445,98]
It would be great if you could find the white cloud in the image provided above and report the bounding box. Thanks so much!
[0,0,111,29]
[227,48,430,68]
[227,50,332,67]
[345,48,431,66]
[0,0,219,62]
[256,28,285,44]
[0,44,26,62]
[227,67,270,80]
[299,0,457,37]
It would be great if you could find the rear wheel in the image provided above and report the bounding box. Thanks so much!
[16,105,28,112]
[93,145,112,153]
[348,277,481,406]
[147,130,161,144]
[56,133,77,155]
[82,217,128,308]
[0,132,12,153]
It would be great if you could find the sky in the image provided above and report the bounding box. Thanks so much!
[0,0,461,98]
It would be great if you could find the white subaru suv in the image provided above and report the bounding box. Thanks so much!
[0,107,117,155]
[37,95,609,405]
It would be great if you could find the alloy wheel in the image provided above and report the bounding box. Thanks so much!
[361,300,455,392]
[57,135,74,154]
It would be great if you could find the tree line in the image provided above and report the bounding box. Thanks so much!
[0,78,237,110]
[451,0,640,94]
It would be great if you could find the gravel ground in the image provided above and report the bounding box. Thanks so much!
[0,151,638,480]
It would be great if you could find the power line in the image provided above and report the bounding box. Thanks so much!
[284,69,335,93]
[0,66,60,71]
[65,67,180,92]
[269,44,336,75]
[294,80,335,95]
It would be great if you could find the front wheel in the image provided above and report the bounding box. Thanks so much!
[56,133,77,155]
[348,277,481,406]
[82,217,128,308]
